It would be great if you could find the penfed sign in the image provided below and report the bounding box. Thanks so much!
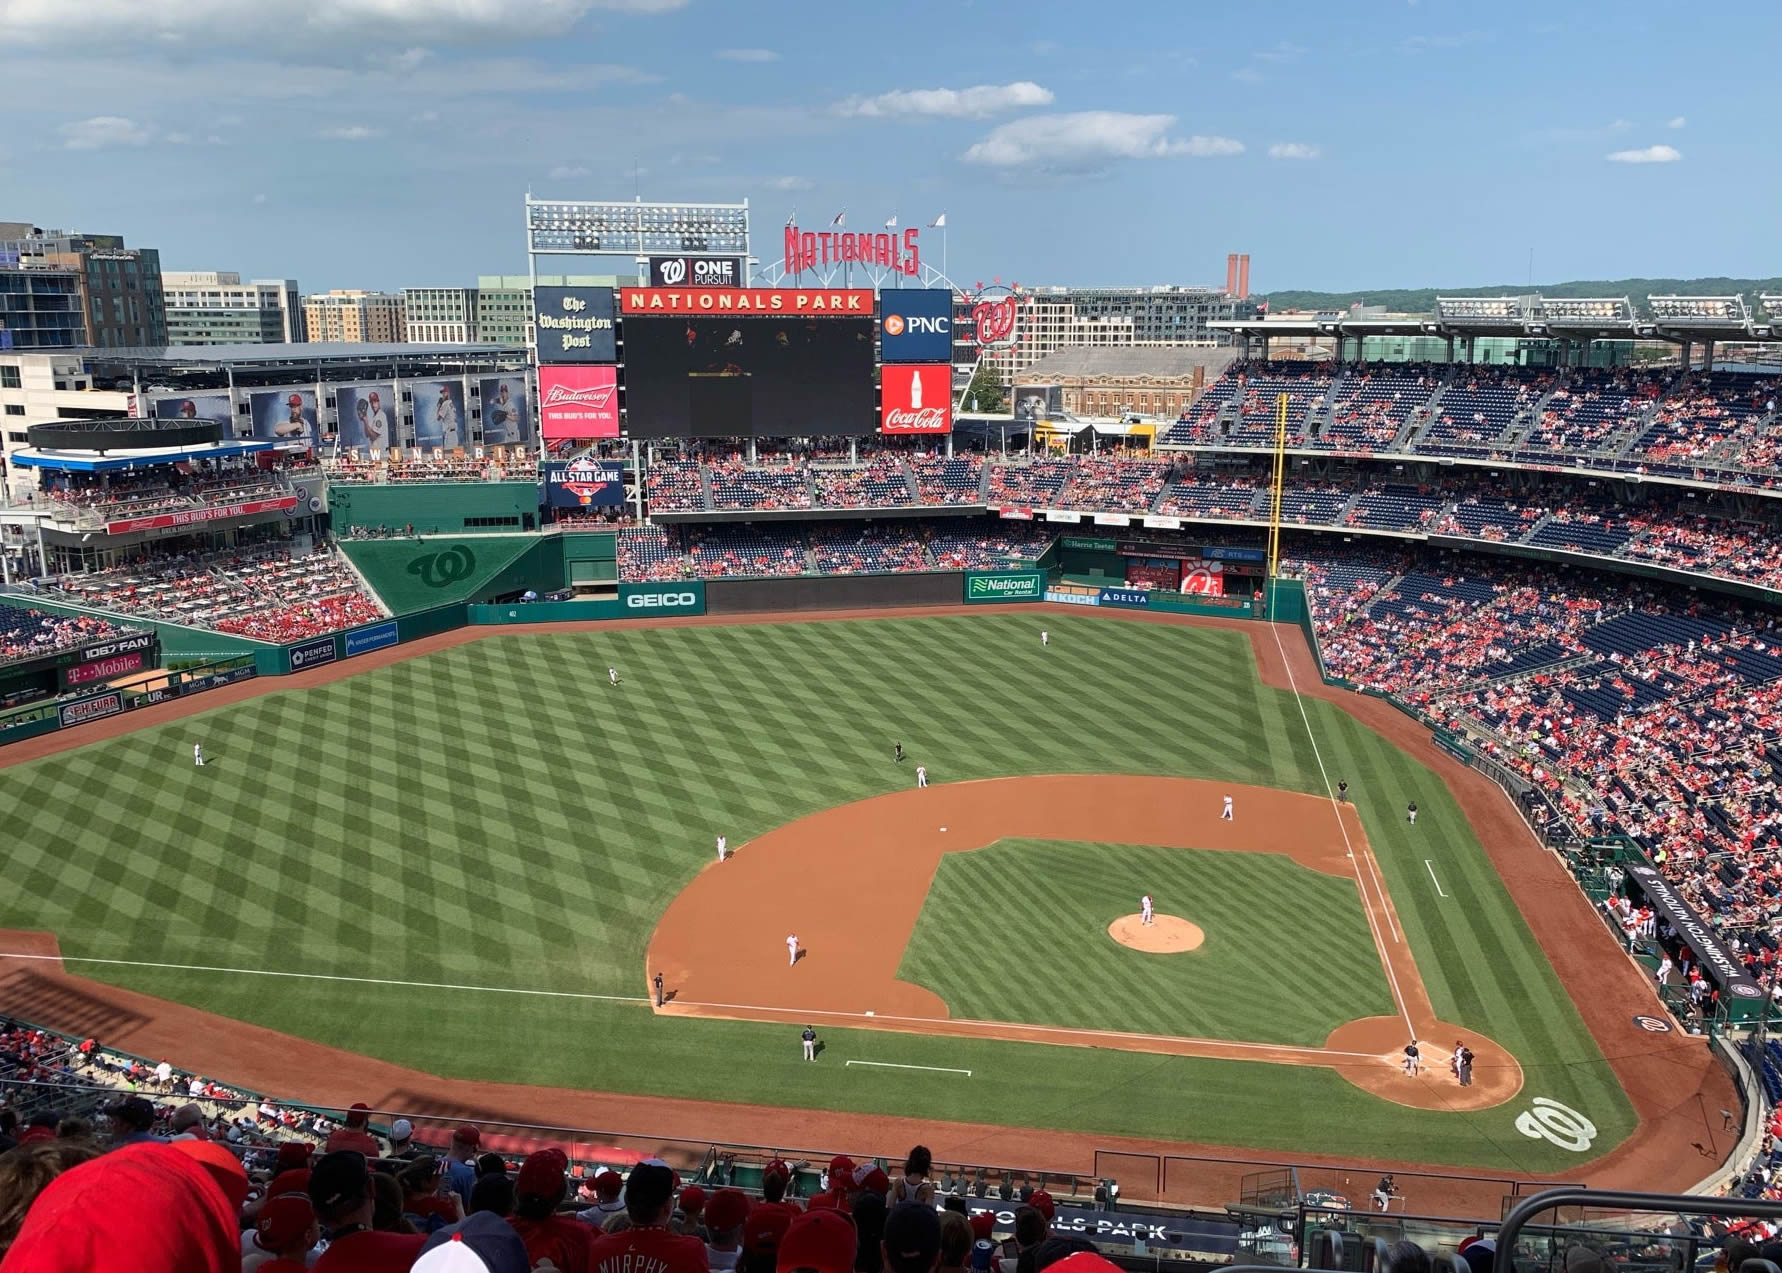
[964,570,1045,604]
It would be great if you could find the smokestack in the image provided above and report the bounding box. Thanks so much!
[1237,254,1251,300]
[1225,254,1239,296]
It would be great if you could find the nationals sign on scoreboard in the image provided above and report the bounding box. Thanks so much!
[538,365,619,439]
[881,364,952,435]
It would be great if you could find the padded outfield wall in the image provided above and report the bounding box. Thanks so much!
[329,482,542,536]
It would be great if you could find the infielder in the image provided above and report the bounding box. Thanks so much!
[1140,894,1154,926]
[801,1026,817,1061]
[916,765,928,788]
[193,743,205,768]
[1221,794,1233,821]
[786,934,798,967]
[609,667,620,686]
[1041,631,1049,647]
[716,835,728,863]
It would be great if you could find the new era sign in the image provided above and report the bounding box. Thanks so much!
[539,365,620,439]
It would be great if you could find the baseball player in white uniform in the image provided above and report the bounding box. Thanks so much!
[716,835,728,863]
[1140,894,1154,926]
[916,765,928,788]
[786,934,798,967]
[434,386,461,446]
[1041,631,1048,647]
[366,392,390,445]
[1221,794,1233,821]
[193,743,205,767]
[609,667,620,686]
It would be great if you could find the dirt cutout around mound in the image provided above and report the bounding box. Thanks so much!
[649,773,1521,1113]
[1109,914,1204,953]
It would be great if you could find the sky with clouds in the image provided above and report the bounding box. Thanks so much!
[0,0,1765,295]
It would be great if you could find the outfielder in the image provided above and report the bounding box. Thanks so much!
[1407,801,1418,825]
[1041,631,1049,647]
[916,765,928,788]
[609,667,620,686]
[1140,894,1154,926]
[193,743,205,768]
[716,835,728,863]
[786,933,798,967]
[1221,794,1233,821]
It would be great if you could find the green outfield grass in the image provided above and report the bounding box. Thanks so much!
[898,839,1396,1045]
[0,613,1636,1171]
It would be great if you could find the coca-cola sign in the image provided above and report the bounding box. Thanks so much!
[969,285,1020,348]
[784,223,920,277]
[538,365,620,439]
[881,363,952,434]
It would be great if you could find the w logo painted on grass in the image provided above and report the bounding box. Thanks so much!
[1514,1097,1597,1152]
[407,545,476,589]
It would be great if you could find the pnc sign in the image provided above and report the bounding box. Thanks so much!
[784,223,921,277]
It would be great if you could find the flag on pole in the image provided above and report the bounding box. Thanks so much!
[930,213,946,228]
[785,211,796,227]
[831,211,846,227]
[885,215,897,229]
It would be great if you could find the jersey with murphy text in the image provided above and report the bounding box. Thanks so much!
[591,1224,711,1273]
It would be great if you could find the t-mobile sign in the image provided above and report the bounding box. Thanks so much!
[538,365,620,439]
[880,363,952,434]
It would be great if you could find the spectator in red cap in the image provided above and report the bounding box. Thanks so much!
[781,1208,858,1273]
[968,1213,995,1244]
[857,1168,891,1200]
[308,1149,426,1272]
[244,1193,319,1273]
[701,1187,751,1271]
[324,1102,381,1157]
[0,1138,99,1259]
[589,1159,709,1273]
[1026,1192,1054,1223]
[3,1141,248,1273]
[678,1183,709,1238]
[400,1155,465,1234]
[743,1201,797,1273]
[275,1142,312,1174]
[577,1168,627,1226]
[510,1148,597,1273]
[443,1125,480,1207]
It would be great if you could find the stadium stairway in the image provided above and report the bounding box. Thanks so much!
[898,460,921,503]
[697,465,716,511]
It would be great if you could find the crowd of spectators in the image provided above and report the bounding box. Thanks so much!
[809,524,928,575]
[0,606,130,667]
[810,458,913,510]
[327,448,536,486]
[31,545,384,643]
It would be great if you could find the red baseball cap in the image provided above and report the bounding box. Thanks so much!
[704,1188,750,1233]
[453,1125,481,1146]
[1028,1190,1055,1220]
[343,1103,370,1128]
[969,1212,995,1241]
[274,1143,312,1172]
[779,1208,857,1273]
[856,1167,890,1196]
[286,394,304,408]
[257,1194,315,1248]
[516,1149,568,1200]
[678,1185,706,1216]
[827,1155,855,1180]
[1048,1254,1123,1273]
[745,1206,795,1253]
[763,1158,791,1183]
[265,1169,311,1200]
[595,1169,624,1198]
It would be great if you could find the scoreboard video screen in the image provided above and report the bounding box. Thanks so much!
[622,314,876,438]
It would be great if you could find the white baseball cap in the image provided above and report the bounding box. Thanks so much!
[391,1118,413,1140]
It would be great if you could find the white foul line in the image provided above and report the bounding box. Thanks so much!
[1268,623,1416,1040]
[0,951,650,1005]
[1424,859,1448,898]
[846,1060,971,1076]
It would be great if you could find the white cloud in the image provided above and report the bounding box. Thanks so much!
[549,164,592,178]
[766,175,814,191]
[60,115,152,150]
[252,193,268,205]
[1606,144,1681,164]
[1667,115,1686,129]
[1,0,638,46]
[386,46,432,72]
[1229,67,1263,84]
[322,124,380,140]
[413,109,440,123]
[962,112,1242,171]
[839,81,1053,120]
[1268,142,1320,160]
[1254,41,1306,63]
[716,48,779,62]
[165,131,193,144]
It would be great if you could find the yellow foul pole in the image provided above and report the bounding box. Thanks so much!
[1265,392,1288,617]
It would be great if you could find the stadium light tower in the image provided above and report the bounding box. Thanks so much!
[523,196,753,288]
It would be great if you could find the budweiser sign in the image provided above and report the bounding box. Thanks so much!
[784,224,920,276]
[538,365,620,440]
[881,363,952,435]
[619,287,871,315]
[106,496,299,535]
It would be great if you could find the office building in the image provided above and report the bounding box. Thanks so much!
[0,221,167,349]
[1040,285,1238,344]
[303,290,406,343]
[403,287,478,343]
[475,277,533,347]
[162,272,304,345]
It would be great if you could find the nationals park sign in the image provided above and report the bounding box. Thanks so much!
[619,288,871,315]
[964,570,1045,604]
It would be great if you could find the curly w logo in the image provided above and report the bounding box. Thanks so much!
[407,544,476,588]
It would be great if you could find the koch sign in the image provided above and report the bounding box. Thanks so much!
[533,286,617,362]
[879,288,953,363]
[648,256,743,288]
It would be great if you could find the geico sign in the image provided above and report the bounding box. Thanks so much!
[627,592,698,609]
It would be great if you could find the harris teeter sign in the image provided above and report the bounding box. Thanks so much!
[964,570,1044,603]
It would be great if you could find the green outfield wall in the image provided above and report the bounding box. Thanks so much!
[328,481,541,535]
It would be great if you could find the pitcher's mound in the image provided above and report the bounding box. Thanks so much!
[1109,914,1204,953]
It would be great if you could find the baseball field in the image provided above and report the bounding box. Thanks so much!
[0,607,1733,1190]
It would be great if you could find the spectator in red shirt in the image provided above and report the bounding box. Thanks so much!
[308,1150,425,1273]
[778,1208,859,1273]
[510,1148,597,1273]
[323,1102,381,1157]
[400,1155,464,1235]
[590,1159,710,1273]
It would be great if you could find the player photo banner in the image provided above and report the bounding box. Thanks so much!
[619,287,873,316]
[880,364,952,434]
[249,389,317,443]
[478,375,531,446]
[539,365,619,440]
[335,384,397,449]
[411,378,466,449]
[153,391,233,426]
